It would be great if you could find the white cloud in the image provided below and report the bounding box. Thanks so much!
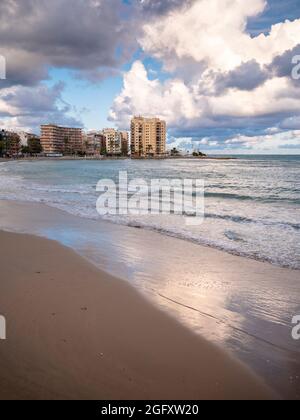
[167,130,300,154]
[0,83,82,132]
[224,130,300,152]
[0,0,135,88]
[109,60,199,128]
[209,77,300,117]
[110,61,300,130]
[110,0,300,152]
[140,0,300,72]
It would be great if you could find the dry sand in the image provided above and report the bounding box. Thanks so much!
[0,230,273,400]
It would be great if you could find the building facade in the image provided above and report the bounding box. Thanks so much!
[131,117,166,157]
[103,129,122,155]
[17,132,40,147]
[120,131,129,156]
[83,131,106,156]
[0,130,21,157]
[40,125,83,155]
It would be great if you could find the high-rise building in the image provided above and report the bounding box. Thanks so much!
[103,128,122,155]
[0,130,21,157]
[40,124,83,155]
[120,131,129,156]
[131,117,166,157]
[83,131,106,156]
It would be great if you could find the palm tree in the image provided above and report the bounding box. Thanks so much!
[171,147,180,156]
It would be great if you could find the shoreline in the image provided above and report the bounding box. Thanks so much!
[0,200,299,399]
[0,195,297,272]
[0,155,237,162]
[0,230,273,400]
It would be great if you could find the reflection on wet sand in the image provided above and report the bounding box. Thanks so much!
[0,200,299,399]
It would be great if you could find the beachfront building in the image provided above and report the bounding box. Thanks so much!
[103,129,122,156]
[0,130,21,157]
[17,132,42,155]
[83,131,106,156]
[40,124,83,155]
[82,129,129,157]
[17,132,40,147]
[131,116,166,157]
[120,131,129,156]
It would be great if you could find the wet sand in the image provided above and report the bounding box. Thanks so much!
[0,230,272,400]
[0,200,299,399]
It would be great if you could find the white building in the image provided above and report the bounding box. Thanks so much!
[103,128,122,155]
[17,131,39,147]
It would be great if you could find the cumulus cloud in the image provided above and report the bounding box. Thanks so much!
[224,130,300,152]
[0,0,136,131]
[110,0,300,151]
[168,130,300,154]
[1,0,191,132]
[109,61,200,129]
[0,0,193,89]
[0,0,133,88]
[1,0,300,149]
[269,44,300,78]
[168,136,221,152]
[280,116,300,130]
[110,61,300,133]
[138,0,194,15]
[139,0,300,72]
[0,83,82,132]
[215,60,269,92]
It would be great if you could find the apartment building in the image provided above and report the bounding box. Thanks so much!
[17,132,40,147]
[131,116,166,157]
[120,131,129,156]
[83,131,106,156]
[0,130,21,157]
[40,124,83,155]
[103,129,122,155]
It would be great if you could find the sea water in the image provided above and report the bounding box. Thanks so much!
[0,156,299,269]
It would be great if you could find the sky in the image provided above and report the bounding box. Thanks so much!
[0,0,300,154]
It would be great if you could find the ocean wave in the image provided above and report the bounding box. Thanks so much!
[204,212,300,231]
[22,185,95,195]
[204,191,300,205]
[107,219,300,270]
[0,194,299,270]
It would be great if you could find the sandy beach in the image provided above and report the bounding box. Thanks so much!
[0,199,299,399]
[0,230,274,400]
